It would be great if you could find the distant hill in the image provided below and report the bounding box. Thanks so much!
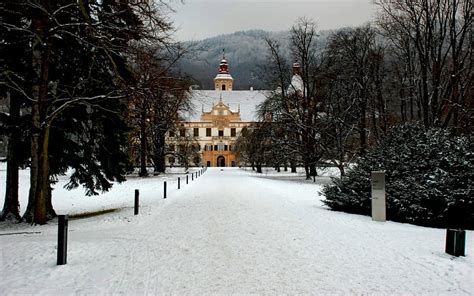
[177,29,332,90]
[178,30,288,90]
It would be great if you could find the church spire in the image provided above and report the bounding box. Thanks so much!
[214,49,234,91]
[218,49,230,74]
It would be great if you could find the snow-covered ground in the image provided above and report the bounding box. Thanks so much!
[0,167,473,294]
[0,166,199,217]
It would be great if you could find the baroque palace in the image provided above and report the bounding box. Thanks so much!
[165,55,267,167]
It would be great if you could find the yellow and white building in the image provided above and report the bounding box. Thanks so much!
[165,56,268,167]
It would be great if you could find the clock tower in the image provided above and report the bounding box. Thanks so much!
[214,51,234,91]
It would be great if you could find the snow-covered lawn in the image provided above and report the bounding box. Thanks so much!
[0,166,199,217]
[0,167,473,294]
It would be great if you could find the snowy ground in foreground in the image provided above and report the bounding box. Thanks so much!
[0,167,473,295]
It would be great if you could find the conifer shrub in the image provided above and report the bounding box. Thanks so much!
[323,123,473,229]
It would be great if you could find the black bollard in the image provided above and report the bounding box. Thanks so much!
[57,215,68,265]
[446,229,466,256]
[178,177,180,189]
[192,173,194,181]
[164,181,167,199]
[134,189,139,215]
[186,175,188,184]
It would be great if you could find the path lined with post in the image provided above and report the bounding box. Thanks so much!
[2,167,471,295]
[99,168,469,294]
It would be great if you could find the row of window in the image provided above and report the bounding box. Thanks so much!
[168,144,234,152]
[204,144,234,151]
[169,128,237,138]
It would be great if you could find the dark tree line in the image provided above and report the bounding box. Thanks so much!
[0,0,185,224]
[127,44,194,176]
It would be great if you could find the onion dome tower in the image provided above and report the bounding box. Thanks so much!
[214,50,234,91]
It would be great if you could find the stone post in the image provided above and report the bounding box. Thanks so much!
[371,171,386,222]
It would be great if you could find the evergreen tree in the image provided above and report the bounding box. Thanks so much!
[1,0,168,224]
[0,2,31,221]
[323,123,474,229]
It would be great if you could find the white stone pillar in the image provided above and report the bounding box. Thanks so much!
[371,171,386,222]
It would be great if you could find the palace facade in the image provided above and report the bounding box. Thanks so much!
[165,56,267,167]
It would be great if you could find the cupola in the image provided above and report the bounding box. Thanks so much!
[214,50,234,91]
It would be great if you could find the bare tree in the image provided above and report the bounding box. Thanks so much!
[376,0,473,131]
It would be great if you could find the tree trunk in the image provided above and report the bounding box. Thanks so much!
[338,164,345,177]
[1,91,22,221]
[310,165,317,177]
[359,98,367,154]
[34,127,51,225]
[153,134,166,173]
[304,165,310,180]
[256,164,262,173]
[24,12,53,224]
[1,114,21,221]
[139,107,148,177]
[291,163,297,173]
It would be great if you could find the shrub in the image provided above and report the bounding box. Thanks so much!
[323,123,473,229]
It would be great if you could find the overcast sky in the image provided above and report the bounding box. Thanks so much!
[168,0,376,41]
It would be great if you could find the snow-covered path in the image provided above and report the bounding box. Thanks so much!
[1,168,473,295]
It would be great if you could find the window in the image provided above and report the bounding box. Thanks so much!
[169,131,175,137]
[205,144,213,151]
[194,128,199,137]
[169,145,175,152]
[214,145,218,151]
[180,129,186,137]
[168,157,175,164]
[218,130,224,137]
[231,128,236,137]
[222,84,226,90]
[206,128,211,137]
[224,145,228,151]
[217,144,225,151]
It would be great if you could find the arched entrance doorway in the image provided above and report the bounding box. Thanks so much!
[217,155,226,167]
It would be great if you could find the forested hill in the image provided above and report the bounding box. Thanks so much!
[177,30,290,90]
[177,29,333,90]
